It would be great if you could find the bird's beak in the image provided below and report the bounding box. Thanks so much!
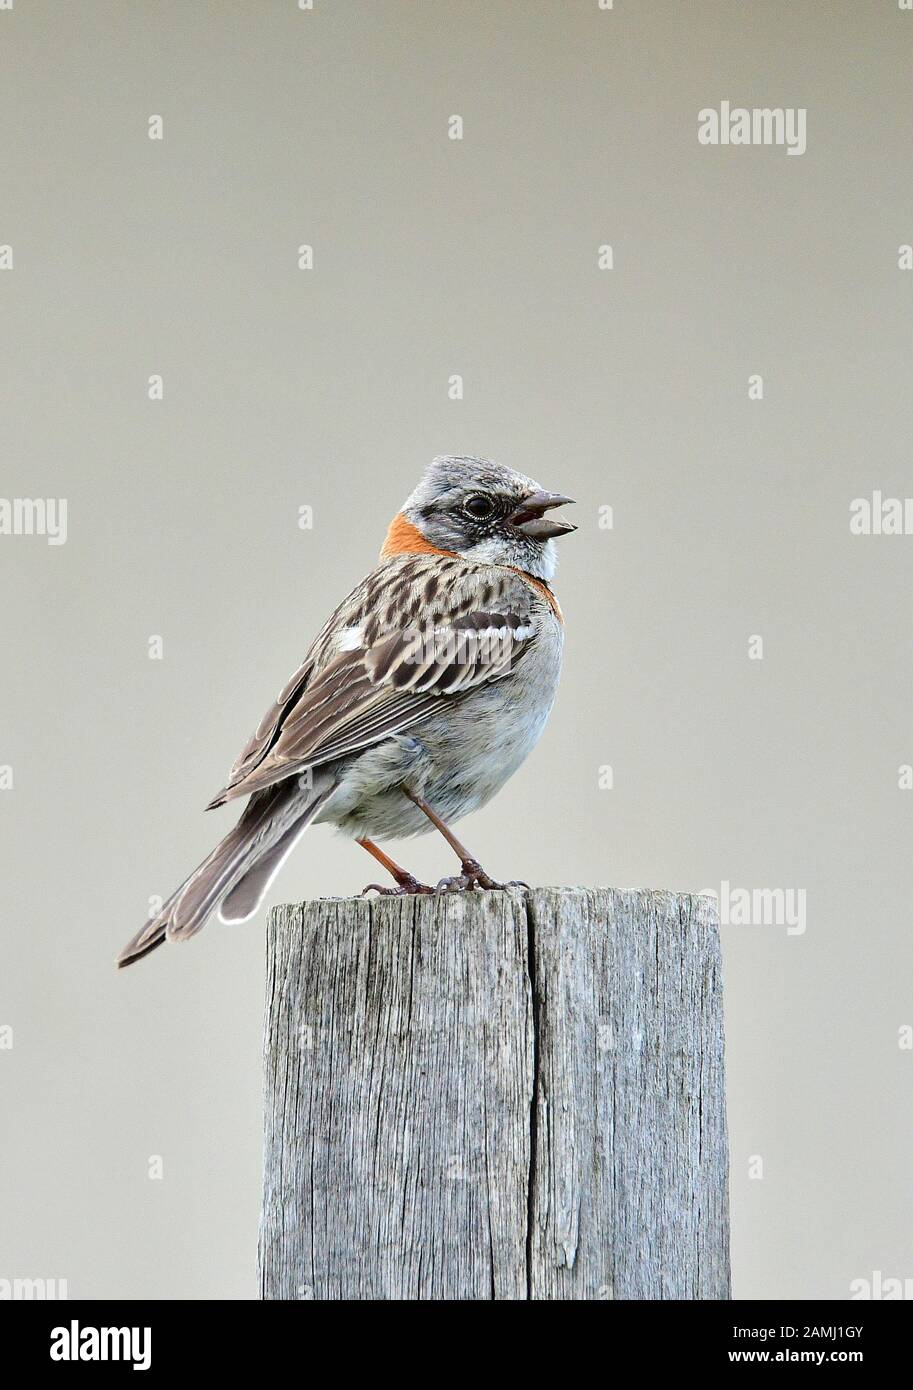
[507,490,577,539]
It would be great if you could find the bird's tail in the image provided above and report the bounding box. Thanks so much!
[116,776,332,969]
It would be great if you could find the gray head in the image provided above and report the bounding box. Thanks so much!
[399,455,576,581]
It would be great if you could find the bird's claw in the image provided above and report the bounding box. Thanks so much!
[434,861,529,894]
[362,878,434,898]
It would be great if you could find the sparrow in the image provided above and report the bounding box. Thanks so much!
[117,455,576,967]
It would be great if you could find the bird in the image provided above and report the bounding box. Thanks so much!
[117,455,576,967]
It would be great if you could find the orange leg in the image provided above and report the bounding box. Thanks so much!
[357,837,433,897]
[402,790,529,893]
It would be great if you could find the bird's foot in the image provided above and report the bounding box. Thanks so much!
[434,859,530,894]
[362,876,434,898]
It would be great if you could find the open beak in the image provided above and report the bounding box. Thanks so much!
[508,490,577,539]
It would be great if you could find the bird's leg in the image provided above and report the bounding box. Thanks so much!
[402,790,528,893]
[357,837,433,897]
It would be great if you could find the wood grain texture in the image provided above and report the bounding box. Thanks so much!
[259,888,729,1301]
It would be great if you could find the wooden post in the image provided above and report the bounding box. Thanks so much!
[259,888,729,1300]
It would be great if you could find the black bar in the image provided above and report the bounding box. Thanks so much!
[2,1298,904,1374]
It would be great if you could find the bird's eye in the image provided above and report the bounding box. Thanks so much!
[463,494,496,521]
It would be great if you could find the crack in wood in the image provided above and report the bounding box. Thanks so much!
[259,888,730,1300]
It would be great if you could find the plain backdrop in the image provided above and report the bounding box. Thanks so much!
[2,0,912,1299]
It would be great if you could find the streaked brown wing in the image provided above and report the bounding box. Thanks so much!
[208,604,535,806]
[221,654,315,792]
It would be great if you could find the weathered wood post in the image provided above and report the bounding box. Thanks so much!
[259,887,729,1300]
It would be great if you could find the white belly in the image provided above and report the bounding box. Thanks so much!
[317,622,563,841]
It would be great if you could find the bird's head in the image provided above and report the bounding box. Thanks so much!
[383,454,576,581]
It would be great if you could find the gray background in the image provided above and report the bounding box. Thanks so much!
[2,0,911,1300]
